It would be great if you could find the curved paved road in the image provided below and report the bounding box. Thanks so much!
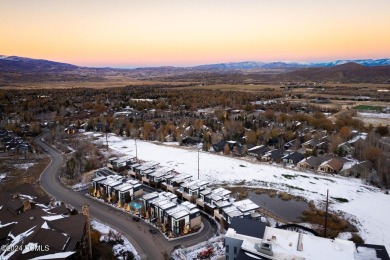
[34,134,217,260]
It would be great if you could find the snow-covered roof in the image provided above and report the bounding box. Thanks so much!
[211,187,231,197]
[227,226,357,260]
[233,199,259,212]
[92,176,106,182]
[214,200,232,208]
[142,192,159,201]
[166,207,189,220]
[114,183,134,192]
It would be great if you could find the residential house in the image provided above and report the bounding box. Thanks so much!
[133,161,160,181]
[247,145,269,157]
[0,187,87,260]
[107,156,137,172]
[182,136,201,145]
[140,192,201,236]
[213,140,236,153]
[111,179,143,204]
[91,171,143,202]
[318,158,344,174]
[162,174,192,193]
[145,167,174,189]
[177,179,209,203]
[196,187,232,216]
[220,199,260,227]
[282,152,305,165]
[225,218,389,260]
[297,156,330,171]
[301,139,319,153]
[341,160,374,178]
[225,218,267,260]
[337,142,355,156]
[261,149,285,163]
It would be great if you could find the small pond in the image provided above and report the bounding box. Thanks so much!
[248,191,310,222]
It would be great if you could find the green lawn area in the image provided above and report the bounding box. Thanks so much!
[353,105,384,111]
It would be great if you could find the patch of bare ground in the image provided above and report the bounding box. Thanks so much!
[0,156,50,195]
[301,202,361,241]
[225,186,360,240]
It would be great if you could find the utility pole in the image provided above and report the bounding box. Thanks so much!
[324,189,329,238]
[197,149,200,179]
[135,138,138,159]
[82,205,92,259]
[105,119,109,152]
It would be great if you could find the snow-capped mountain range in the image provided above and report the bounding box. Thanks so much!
[194,59,390,70]
[0,55,389,70]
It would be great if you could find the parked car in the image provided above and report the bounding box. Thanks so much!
[132,216,140,222]
[149,228,157,234]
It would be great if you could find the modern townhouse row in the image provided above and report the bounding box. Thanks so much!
[91,156,261,236]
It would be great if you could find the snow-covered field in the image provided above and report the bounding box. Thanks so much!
[86,132,390,251]
[357,112,390,119]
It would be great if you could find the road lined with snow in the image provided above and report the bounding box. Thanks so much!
[35,133,217,260]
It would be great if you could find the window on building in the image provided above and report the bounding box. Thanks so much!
[226,245,229,253]
[234,247,237,254]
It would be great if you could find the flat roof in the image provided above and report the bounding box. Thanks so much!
[113,156,136,164]
[233,199,259,212]
[114,183,134,192]
[142,192,159,201]
[143,169,155,175]
[127,179,140,185]
[215,200,232,208]
[169,209,189,219]
[211,187,231,197]
[210,194,223,202]
[107,180,123,187]
[131,163,142,168]
[95,168,117,177]
[227,210,243,218]
[99,176,123,185]
[200,188,212,195]
[92,176,106,182]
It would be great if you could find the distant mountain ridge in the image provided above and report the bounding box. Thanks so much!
[194,59,390,70]
[1,55,390,84]
[1,55,390,71]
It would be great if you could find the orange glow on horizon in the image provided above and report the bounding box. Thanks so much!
[1,0,390,67]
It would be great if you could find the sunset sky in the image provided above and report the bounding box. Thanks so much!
[1,0,390,67]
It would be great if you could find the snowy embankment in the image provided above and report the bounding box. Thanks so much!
[86,132,390,251]
[91,219,140,260]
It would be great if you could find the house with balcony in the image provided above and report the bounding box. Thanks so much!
[111,179,143,205]
[107,156,137,172]
[128,163,142,178]
[196,187,232,216]
[92,170,143,202]
[92,174,123,199]
[219,199,260,227]
[144,167,174,188]
[140,192,201,236]
[162,174,192,193]
[133,161,160,181]
[177,179,209,203]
